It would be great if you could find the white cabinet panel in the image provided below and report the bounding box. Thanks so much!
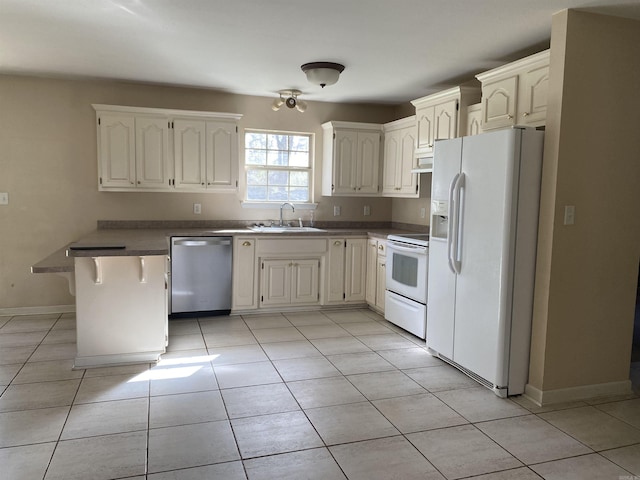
[135,116,170,189]
[98,113,135,188]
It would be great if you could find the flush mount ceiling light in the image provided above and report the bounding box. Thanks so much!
[272,89,307,113]
[301,62,345,88]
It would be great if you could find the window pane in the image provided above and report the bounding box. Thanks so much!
[289,187,309,202]
[247,169,267,185]
[290,136,309,152]
[245,132,266,149]
[290,171,308,186]
[246,149,266,166]
[268,170,289,186]
[267,150,289,166]
[267,134,289,150]
[268,186,288,201]
[289,151,308,167]
[247,186,267,201]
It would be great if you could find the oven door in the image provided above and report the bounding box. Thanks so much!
[386,240,428,304]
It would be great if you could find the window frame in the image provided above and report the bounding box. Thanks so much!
[242,128,315,205]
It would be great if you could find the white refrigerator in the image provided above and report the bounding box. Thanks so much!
[426,127,544,397]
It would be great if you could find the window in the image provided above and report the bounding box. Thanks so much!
[244,130,312,203]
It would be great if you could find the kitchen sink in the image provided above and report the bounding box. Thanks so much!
[249,226,326,233]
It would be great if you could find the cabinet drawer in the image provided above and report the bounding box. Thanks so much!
[257,238,327,255]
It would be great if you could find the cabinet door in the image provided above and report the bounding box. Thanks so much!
[232,237,257,310]
[365,239,378,305]
[261,259,292,306]
[345,239,367,302]
[382,130,399,194]
[356,132,380,194]
[518,64,549,126]
[465,105,483,136]
[481,76,518,130]
[174,119,206,190]
[98,113,136,188]
[291,259,320,305]
[376,254,387,312]
[332,130,358,194]
[135,116,170,189]
[415,105,435,151]
[433,100,458,142]
[397,125,418,196]
[326,238,345,304]
[206,120,237,191]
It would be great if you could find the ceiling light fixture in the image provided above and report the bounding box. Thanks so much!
[301,62,345,88]
[272,89,307,113]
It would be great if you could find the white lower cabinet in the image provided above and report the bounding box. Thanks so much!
[326,238,367,305]
[365,238,387,313]
[260,258,320,307]
[232,237,258,310]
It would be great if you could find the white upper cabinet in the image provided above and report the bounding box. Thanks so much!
[411,86,481,158]
[465,103,483,136]
[476,50,550,130]
[382,116,419,197]
[206,121,238,191]
[173,118,206,190]
[98,113,136,188]
[94,105,241,192]
[135,116,171,189]
[322,121,383,197]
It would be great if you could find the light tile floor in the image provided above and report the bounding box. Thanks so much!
[1,309,639,480]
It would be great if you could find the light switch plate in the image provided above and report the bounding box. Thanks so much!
[0,192,8,205]
[563,205,575,225]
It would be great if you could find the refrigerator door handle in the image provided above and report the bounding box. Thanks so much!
[447,173,460,274]
[452,173,465,274]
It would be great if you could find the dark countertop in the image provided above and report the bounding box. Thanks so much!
[32,222,427,274]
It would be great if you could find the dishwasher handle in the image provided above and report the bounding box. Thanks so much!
[172,237,232,247]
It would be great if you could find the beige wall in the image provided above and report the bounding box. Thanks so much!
[528,10,640,395]
[0,75,414,309]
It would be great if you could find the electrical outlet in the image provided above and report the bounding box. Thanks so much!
[420,207,426,219]
[0,192,8,205]
[333,205,341,216]
[363,205,371,216]
[193,203,201,215]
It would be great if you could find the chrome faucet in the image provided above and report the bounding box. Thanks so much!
[279,202,295,226]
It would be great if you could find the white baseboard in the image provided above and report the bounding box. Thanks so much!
[0,305,76,316]
[524,380,633,406]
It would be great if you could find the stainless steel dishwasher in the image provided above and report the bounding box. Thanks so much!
[170,236,232,316]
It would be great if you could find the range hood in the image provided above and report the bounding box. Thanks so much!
[411,155,433,174]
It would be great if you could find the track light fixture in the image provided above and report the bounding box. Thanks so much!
[272,89,307,113]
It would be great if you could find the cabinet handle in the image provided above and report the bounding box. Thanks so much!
[201,182,205,186]
[371,244,376,249]
[137,181,141,184]
[522,112,530,117]
[379,245,384,251]
[507,114,514,119]
[242,241,251,247]
[334,240,342,246]
[381,263,386,268]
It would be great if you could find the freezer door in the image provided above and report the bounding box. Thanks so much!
[451,129,521,387]
[426,238,456,357]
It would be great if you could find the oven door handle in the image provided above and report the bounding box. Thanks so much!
[388,242,428,255]
[447,173,460,274]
